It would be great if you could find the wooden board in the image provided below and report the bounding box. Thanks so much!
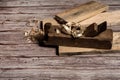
[43,1,108,25]
[56,1,108,22]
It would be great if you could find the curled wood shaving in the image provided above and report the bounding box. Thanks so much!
[25,19,44,43]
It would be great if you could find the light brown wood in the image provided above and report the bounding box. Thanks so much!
[57,1,108,22]
[43,1,108,25]
[79,10,120,26]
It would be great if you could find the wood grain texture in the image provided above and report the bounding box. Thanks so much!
[0,0,120,79]
[57,1,108,22]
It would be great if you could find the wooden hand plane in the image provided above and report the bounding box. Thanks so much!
[42,21,113,49]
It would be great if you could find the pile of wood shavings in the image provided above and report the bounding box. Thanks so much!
[24,19,44,43]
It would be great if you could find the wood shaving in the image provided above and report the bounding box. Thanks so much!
[25,19,44,43]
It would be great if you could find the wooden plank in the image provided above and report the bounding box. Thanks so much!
[56,1,108,22]
[1,56,120,68]
[0,14,51,22]
[0,44,56,56]
[0,22,29,31]
[0,56,120,79]
[109,6,120,11]
[0,69,120,80]
[0,7,68,14]
[0,6,119,14]
[0,0,119,7]
[0,0,75,7]
[79,10,120,26]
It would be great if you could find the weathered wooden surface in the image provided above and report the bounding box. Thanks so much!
[0,0,120,80]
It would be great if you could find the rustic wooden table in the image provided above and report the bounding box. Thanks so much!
[0,0,120,80]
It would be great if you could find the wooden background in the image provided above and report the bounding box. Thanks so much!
[0,0,120,80]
